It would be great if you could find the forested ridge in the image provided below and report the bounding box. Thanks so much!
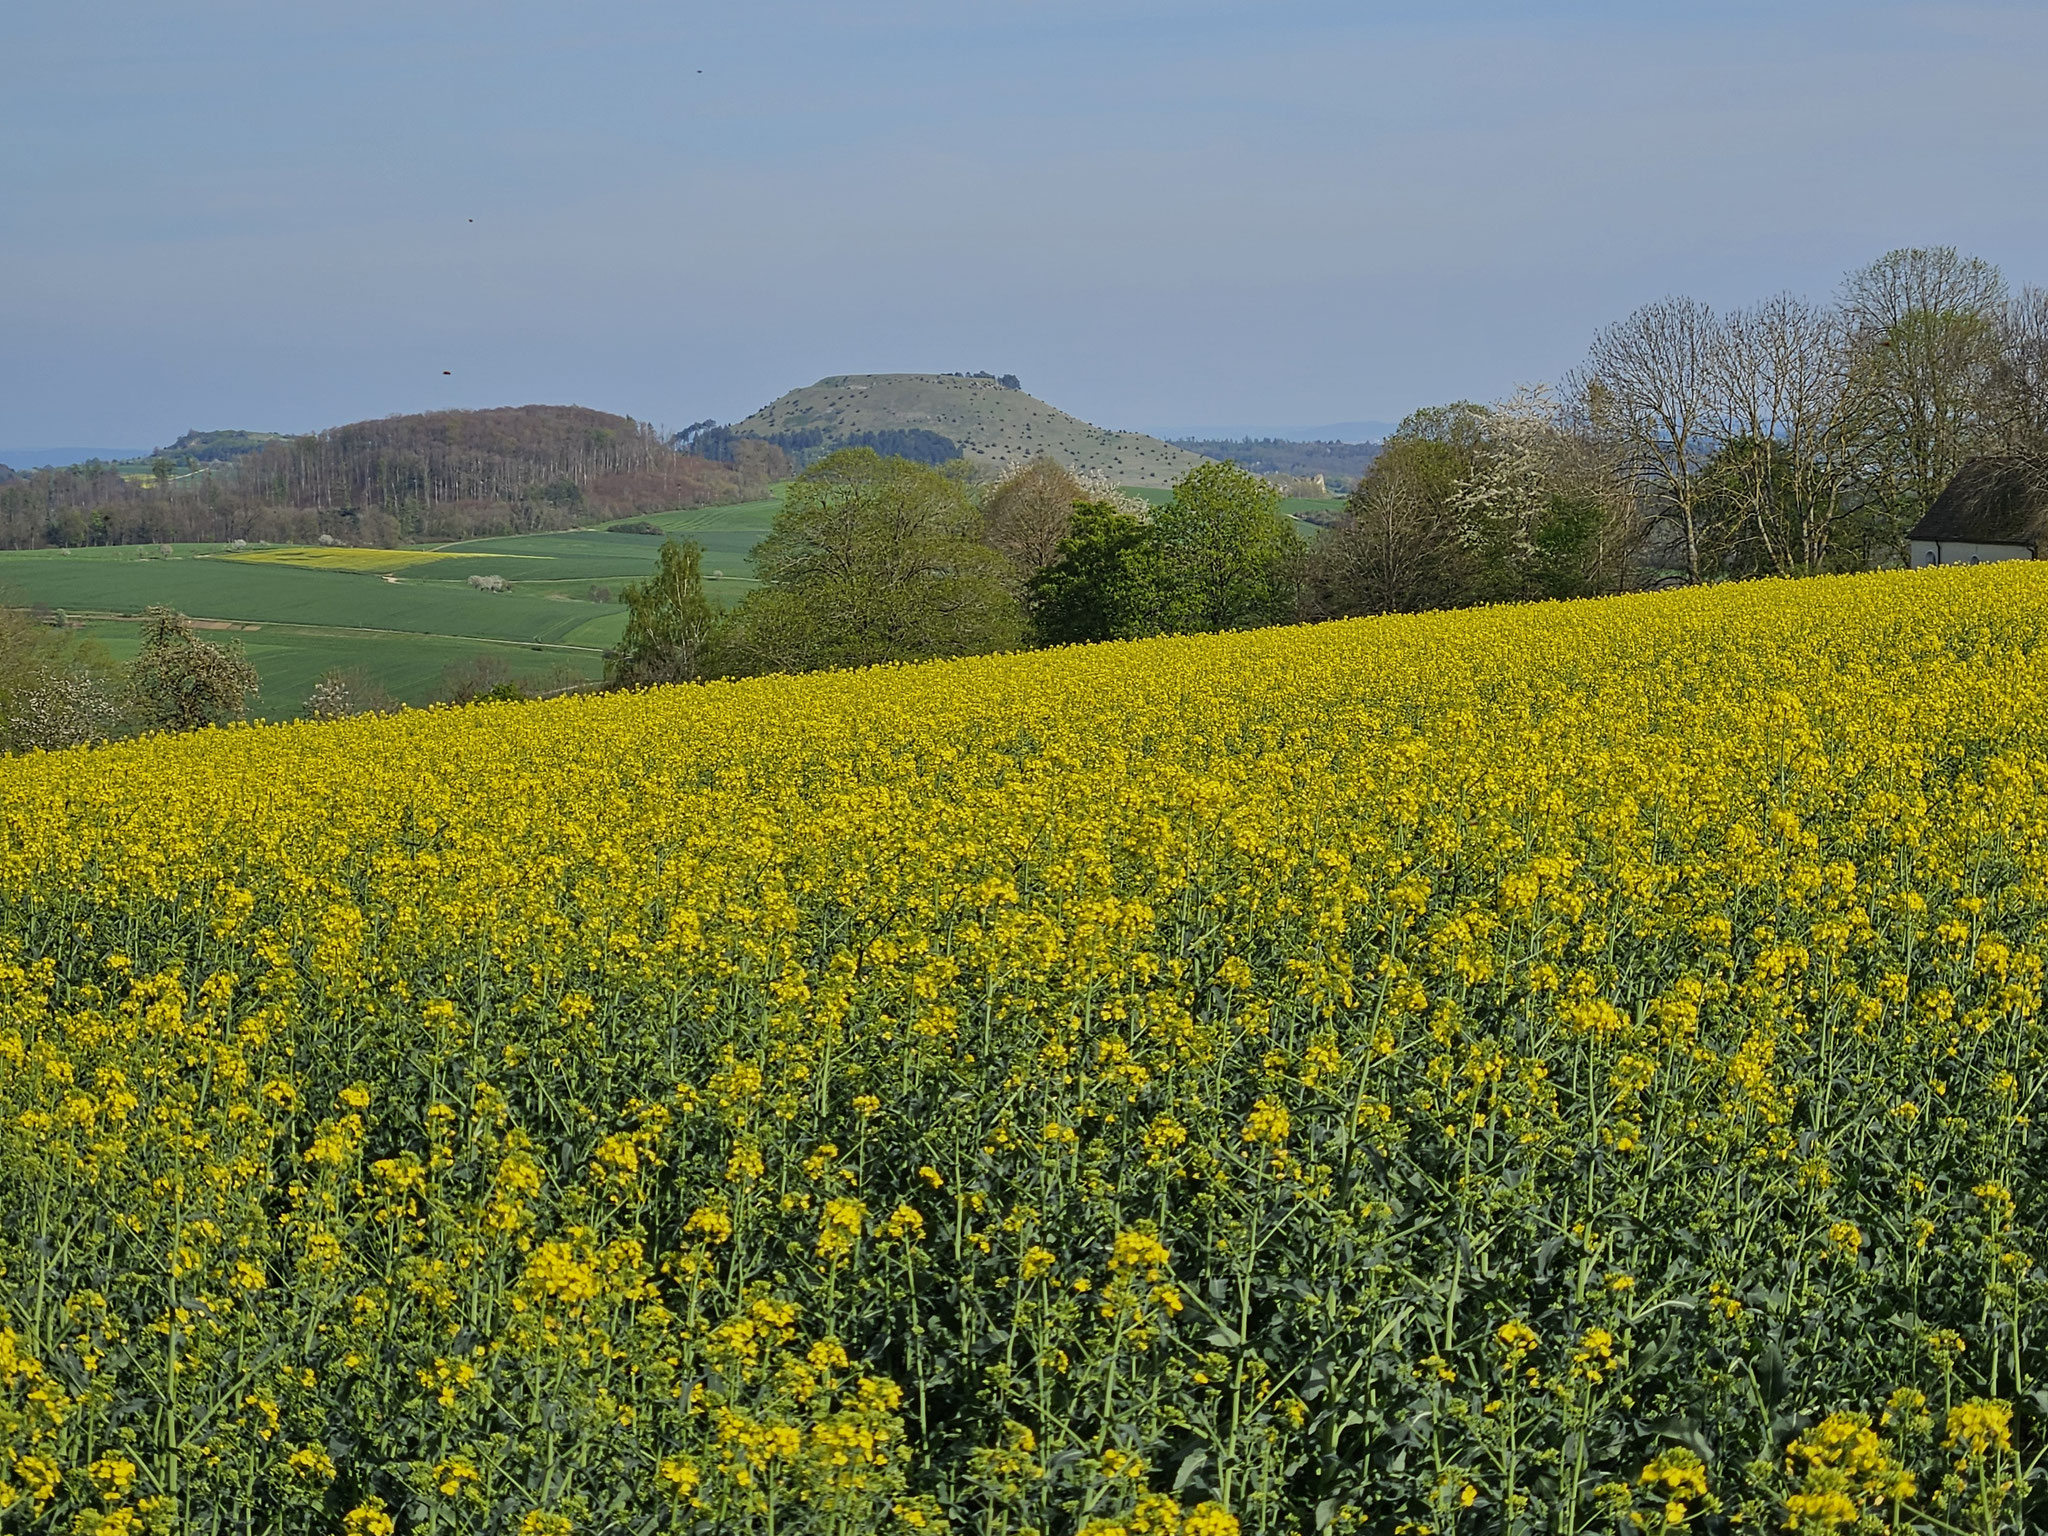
[0,406,787,549]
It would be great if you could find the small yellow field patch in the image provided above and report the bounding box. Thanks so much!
[222,547,464,573]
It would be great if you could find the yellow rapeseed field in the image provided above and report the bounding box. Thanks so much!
[4,565,2048,1534]
[218,548,476,572]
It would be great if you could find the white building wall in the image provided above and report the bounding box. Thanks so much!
[1909,540,2035,568]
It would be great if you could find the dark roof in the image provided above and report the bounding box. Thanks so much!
[1908,456,2048,546]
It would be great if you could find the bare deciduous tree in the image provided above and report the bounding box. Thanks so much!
[1707,294,1866,575]
[1992,286,2048,455]
[1841,247,2007,549]
[1573,297,1724,582]
[981,456,1087,575]
[1303,448,1473,620]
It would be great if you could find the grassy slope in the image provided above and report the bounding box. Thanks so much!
[732,374,1209,485]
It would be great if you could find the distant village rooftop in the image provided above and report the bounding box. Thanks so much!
[1907,455,2048,567]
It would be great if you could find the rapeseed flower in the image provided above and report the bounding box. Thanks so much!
[3,565,2048,1531]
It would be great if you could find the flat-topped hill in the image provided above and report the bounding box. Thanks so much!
[732,373,1209,485]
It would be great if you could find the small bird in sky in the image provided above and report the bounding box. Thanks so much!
[443,370,452,376]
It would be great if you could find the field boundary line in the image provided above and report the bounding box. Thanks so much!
[49,609,611,653]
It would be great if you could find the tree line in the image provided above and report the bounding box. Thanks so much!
[602,451,1313,686]
[0,406,787,550]
[1589,245,2045,579]
[1310,245,2048,611]
[601,245,2048,688]
[1166,437,1382,493]
[0,605,264,752]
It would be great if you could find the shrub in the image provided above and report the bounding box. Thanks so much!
[125,605,258,732]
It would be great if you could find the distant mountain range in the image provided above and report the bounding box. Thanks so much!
[11,394,1393,491]
[722,374,1210,486]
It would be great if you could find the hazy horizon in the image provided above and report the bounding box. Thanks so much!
[7,1,2046,450]
[0,414,1405,472]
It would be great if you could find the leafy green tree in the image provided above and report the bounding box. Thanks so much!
[1150,460,1299,632]
[730,449,1023,673]
[127,606,259,732]
[1524,490,1622,599]
[606,538,721,687]
[1026,501,1155,644]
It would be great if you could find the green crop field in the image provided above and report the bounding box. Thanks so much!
[0,496,786,717]
[70,621,603,720]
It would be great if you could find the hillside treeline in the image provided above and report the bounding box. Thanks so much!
[0,406,787,549]
[592,247,2048,697]
[679,421,965,470]
[1168,435,1381,491]
[1297,244,2048,609]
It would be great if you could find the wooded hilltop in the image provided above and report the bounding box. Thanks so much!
[0,406,788,549]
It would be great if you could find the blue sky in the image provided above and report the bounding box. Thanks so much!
[4,1,2046,451]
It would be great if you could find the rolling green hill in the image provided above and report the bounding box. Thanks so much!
[732,374,1209,485]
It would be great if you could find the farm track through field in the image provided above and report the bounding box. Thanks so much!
[56,608,611,652]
